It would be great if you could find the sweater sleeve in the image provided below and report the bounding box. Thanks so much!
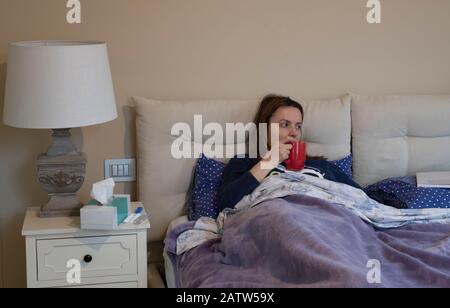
[217,157,261,211]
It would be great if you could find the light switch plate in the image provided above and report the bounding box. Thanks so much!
[104,159,136,182]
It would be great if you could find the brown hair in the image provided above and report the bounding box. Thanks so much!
[253,94,304,127]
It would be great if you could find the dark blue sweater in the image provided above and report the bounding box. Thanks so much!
[217,157,362,211]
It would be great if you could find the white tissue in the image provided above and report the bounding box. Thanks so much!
[90,178,115,205]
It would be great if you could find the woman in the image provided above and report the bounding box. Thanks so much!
[217,94,361,211]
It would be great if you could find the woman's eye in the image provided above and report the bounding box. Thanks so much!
[280,122,289,128]
[296,125,303,130]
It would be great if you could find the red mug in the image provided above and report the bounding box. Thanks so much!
[285,141,307,171]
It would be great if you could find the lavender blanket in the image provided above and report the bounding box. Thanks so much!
[166,195,450,288]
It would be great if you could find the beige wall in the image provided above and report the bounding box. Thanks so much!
[1,0,450,287]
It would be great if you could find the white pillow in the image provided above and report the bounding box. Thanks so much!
[352,94,450,187]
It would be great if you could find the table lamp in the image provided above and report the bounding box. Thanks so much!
[3,41,118,217]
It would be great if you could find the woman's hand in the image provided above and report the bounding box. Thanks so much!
[261,142,293,167]
[278,142,293,164]
[251,142,293,182]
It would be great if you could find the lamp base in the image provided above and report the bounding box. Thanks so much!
[39,194,83,218]
[37,129,87,218]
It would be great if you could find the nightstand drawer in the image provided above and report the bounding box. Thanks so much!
[36,235,137,282]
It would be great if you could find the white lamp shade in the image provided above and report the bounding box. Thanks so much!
[3,41,118,129]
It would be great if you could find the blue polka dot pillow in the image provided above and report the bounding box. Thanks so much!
[329,154,353,179]
[365,176,450,209]
[188,154,226,221]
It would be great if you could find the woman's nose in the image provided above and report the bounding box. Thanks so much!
[289,126,299,138]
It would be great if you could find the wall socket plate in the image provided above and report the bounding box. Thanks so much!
[104,158,136,182]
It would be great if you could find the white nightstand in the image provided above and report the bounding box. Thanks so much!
[22,202,150,288]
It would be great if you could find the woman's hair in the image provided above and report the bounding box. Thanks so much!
[253,94,304,126]
[252,94,325,160]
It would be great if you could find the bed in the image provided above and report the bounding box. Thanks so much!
[134,94,450,288]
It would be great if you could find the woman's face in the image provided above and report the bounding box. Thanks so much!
[268,106,303,146]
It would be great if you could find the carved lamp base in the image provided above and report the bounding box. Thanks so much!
[39,194,83,218]
[37,129,86,218]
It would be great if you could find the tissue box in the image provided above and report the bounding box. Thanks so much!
[86,194,130,224]
[80,206,118,230]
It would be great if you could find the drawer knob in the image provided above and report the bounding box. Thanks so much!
[83,255,93,263]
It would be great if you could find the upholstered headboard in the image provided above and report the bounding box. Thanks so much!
[134,95,351,242]
[352,94,450,187]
